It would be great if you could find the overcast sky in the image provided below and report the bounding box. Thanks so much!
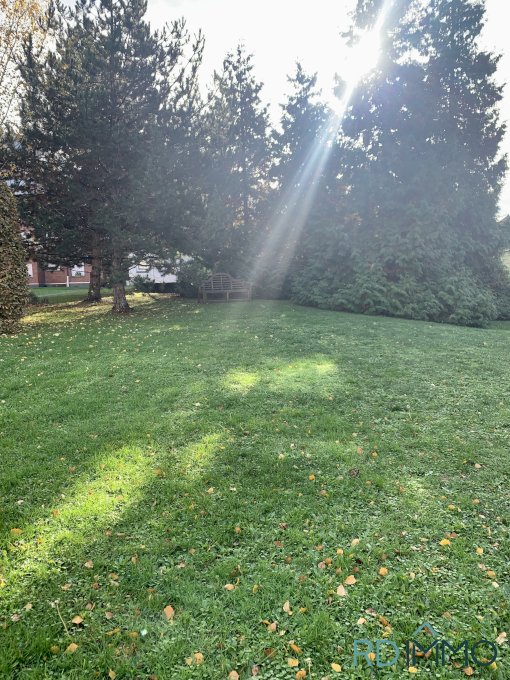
[146,0,510,217]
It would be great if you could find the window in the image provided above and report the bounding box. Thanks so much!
[27,263,33,277]
[71,264,85,277]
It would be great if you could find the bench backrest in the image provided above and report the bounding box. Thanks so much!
[201,273,250,291]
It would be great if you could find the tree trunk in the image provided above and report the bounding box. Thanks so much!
[111,249,130,313]
[84,235,102,302]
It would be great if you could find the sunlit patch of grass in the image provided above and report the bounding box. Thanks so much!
[1,444,154,600]
[0,300,509,678]
[223,369,260,393]
[176,432,222,478]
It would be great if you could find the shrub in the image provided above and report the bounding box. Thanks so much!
[131,275,155,293]
[176,260,211,298]
[0,184,28,333]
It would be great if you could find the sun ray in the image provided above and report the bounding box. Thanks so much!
[248,0,394,295]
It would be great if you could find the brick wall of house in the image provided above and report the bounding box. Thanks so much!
[27,261,92,286]
[27,260,45,286]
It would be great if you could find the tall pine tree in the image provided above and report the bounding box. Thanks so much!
[13,0,203,310]
[199,46,272,276]
[315,0,509,325]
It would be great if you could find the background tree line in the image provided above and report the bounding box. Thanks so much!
[1,0,509,326]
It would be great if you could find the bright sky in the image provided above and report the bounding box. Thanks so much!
[147,0,510,217]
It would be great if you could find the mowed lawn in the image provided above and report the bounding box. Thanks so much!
[0,297,509,679]
[30,287,114,304]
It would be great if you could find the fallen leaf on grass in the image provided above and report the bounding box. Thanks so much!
[194,652,204,665]
[283,600,292,614]
[71,616,83,625]
[290,643,302,654]
[296,671,306,679]
[336,585,347,597]
[379,567,389,577]
[331,662,342,672]
[344,575,357,585]
[10,528,22,537]
[224,583,236,591]
[439,539,451,546]
[84,560,94,569]
[228,672,239,680]
[65,643,78,654]
[496,632,507,645]
[163,605,175,620]
[288,658,299,667]
[108,671,116,680]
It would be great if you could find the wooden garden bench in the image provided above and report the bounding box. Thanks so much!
[198,273,252,303]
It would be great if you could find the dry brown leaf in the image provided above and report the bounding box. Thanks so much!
[296,671,306,680]
[105,611,113,619]
[379,567,389,577]
[65,643,78,654]
[344,575,357,586]
[496,631,507,645]
[336,584,347,597]
[228,672,239,680]
[290,643,302,654]
[108,671,116,680]
[194,652,204,665]
[288,657,299,667]
[10,528,22,537]
[224,583,235,591]
[331,662,342,672]
[163,604,175,620]
[71,616,83,625]
[84,560,93,569]
[283,600,292,614]
[464,667,474,676]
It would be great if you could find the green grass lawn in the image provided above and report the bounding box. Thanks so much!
[0,297,509,679]
[30,287,113,304]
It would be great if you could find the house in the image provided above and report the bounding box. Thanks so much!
[27,259,92,287]
[128,259,177,285]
